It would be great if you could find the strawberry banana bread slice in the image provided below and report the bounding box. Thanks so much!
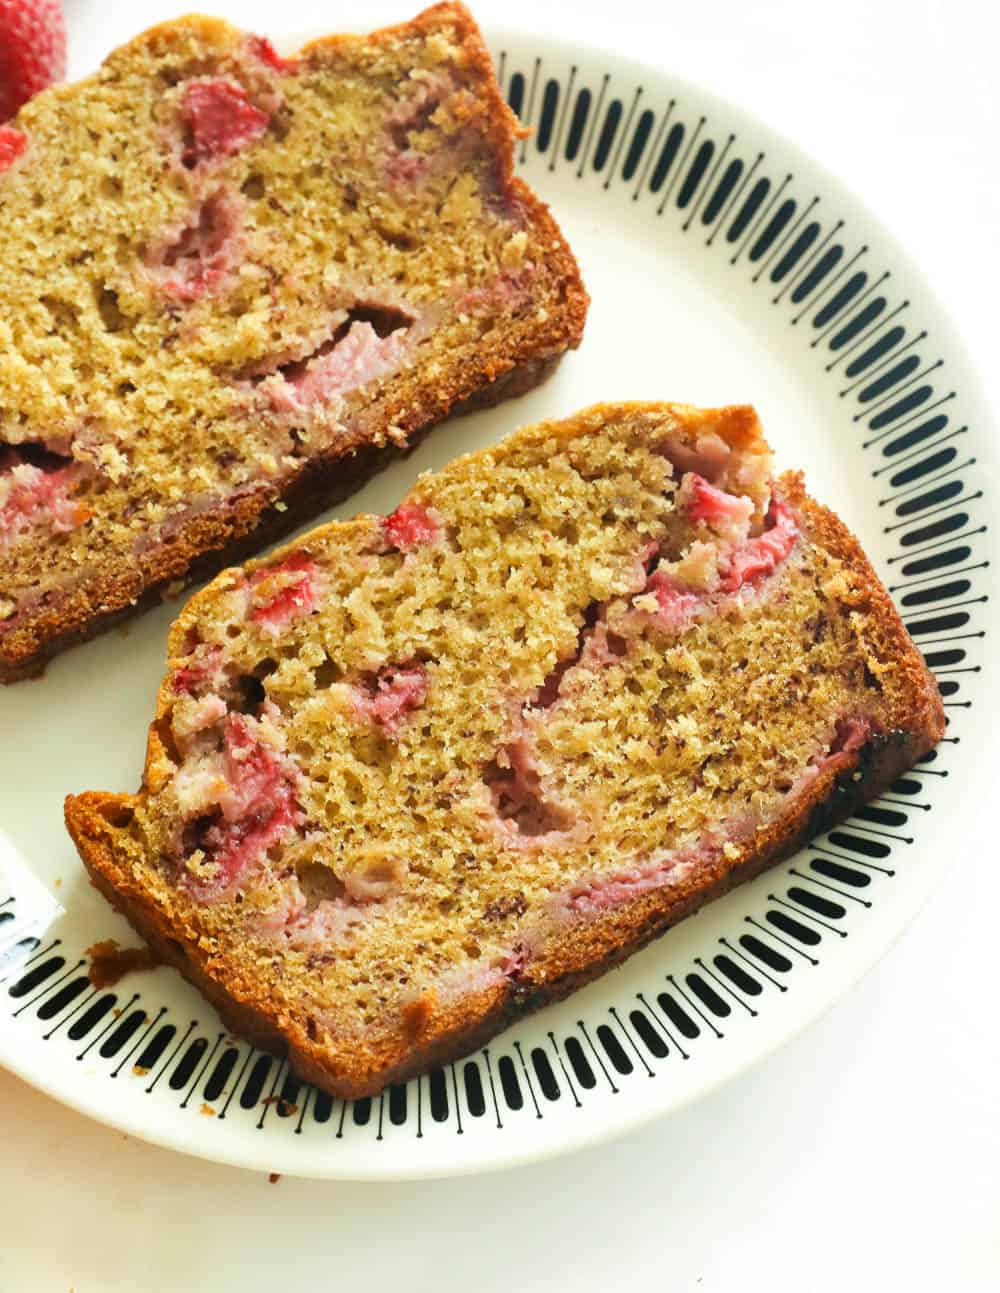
[65,402,943,1098]
[0,3,586,681]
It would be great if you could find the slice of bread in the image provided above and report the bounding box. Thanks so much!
[65,402,944,1098]
[0,3,586,681]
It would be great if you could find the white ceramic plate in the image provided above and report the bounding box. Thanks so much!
[1,25,995,1180]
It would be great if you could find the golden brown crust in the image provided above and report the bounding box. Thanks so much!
[64,404,944,1099]
[0,4,588,683]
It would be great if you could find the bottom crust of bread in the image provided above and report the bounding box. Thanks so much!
[68,722,931,1100]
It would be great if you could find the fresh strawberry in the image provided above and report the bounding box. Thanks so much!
[0,0,67,121]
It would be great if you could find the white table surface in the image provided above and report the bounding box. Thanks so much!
[3,1,997,1288]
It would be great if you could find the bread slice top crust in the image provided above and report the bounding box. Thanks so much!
[65,402,943,1096]
[0,3,586,680]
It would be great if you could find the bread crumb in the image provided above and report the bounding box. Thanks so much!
[425,31,460,64]
[86,938,160,988]
[822,571,851,600]
[96,442,129,482]
[501,230,528,267]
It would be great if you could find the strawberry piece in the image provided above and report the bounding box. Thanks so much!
[172,645,223,696]
[353,663,428,736]
[182,79,270,167]
[385,150,429,185]
[157,191,244,302]
[183,714,302,898]
[813,716,877,777]
[457,268,536,317]
[247,34,289,72]
[645,570,700,629]
[500,942,530,981]
[566,848,706,914]
[156,190,244,303]
[0,125,27,171]
[383,503,441,552]
[0,455,85,547]
[270,322,409,412]
[721,497,799,592]
[0,0,66,122]
[250,551,319,632]
[830,716,872,755]
[684,473,752,527]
